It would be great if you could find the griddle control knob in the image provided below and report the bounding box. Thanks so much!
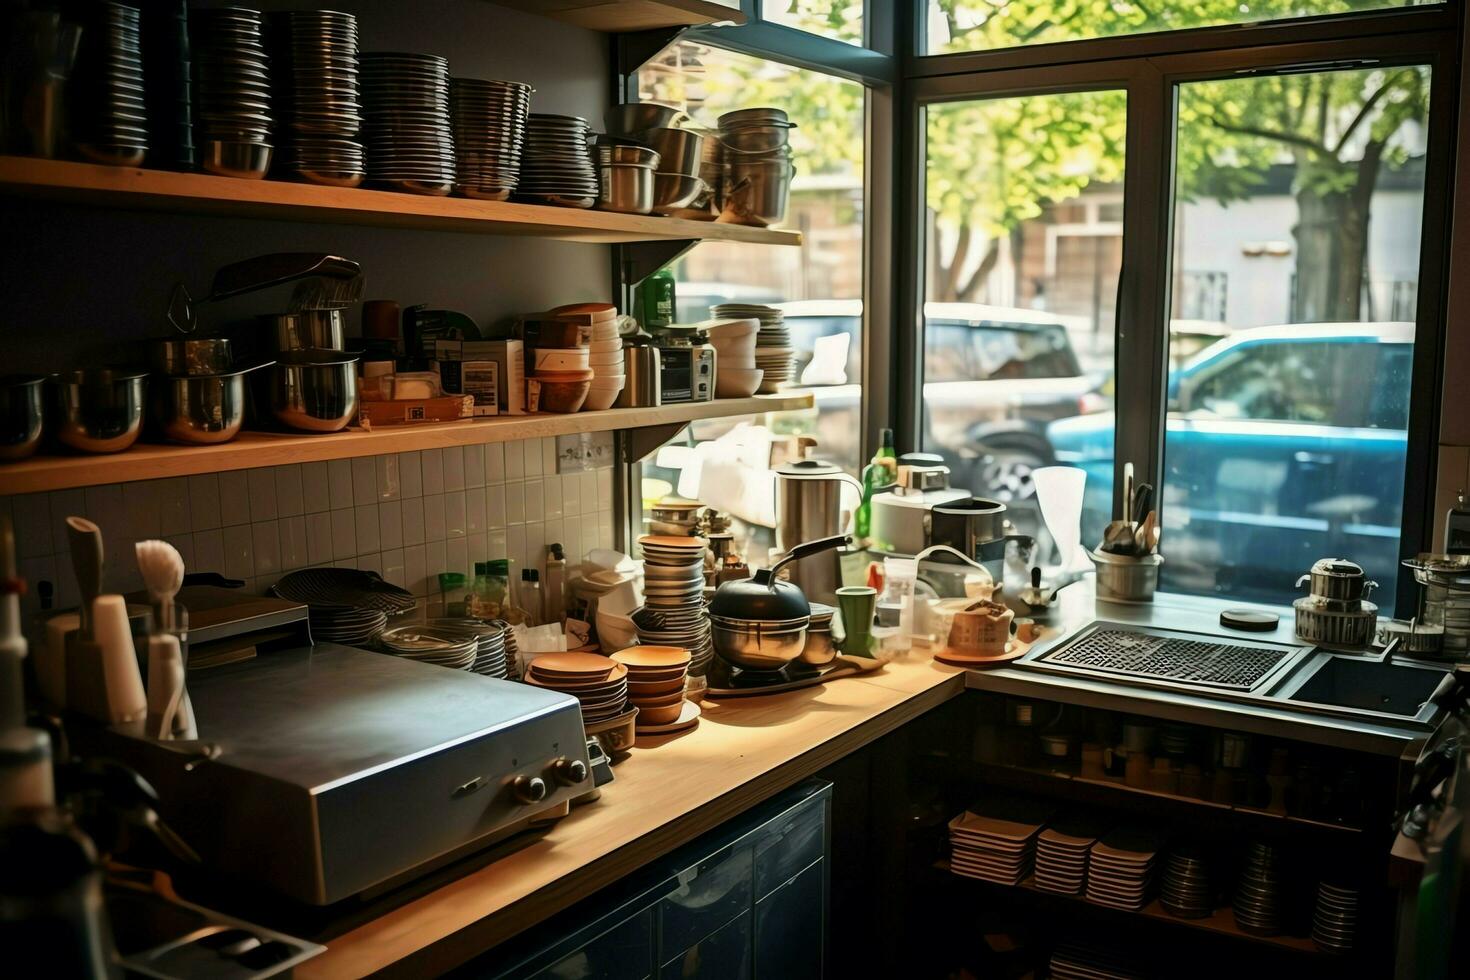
[511,775,548,805]
[550,757,589,786]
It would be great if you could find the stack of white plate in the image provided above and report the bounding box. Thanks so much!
[428,618,508,678]
[1312,881,1359,952]
[309,606,388,645]
[378,624,478,670]
[450,76,532,200]
[276,10,363,187]
[519,113,596,208]
[1086,830,1160,911]
[362,52,455,196]
[946,799,1049,885]
[1034,819,1099,896]
[635,535,714,675]
[712,303,792,393]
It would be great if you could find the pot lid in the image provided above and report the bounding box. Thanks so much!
[709,569,810,621]
[1310,558,1364,578]
[775,458,845,479]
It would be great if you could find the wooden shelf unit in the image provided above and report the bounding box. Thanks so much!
[0,393,813,494]
[492,0,745,32]
[0,157,801,246]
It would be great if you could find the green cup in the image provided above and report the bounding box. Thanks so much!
[835,586,878,658]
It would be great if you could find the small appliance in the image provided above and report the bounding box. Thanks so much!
[650,324,715,403]
[869,452,971,557]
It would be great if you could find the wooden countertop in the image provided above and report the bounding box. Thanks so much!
[299,654,966,978]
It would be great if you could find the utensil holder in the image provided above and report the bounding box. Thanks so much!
[1090,550,1163,603]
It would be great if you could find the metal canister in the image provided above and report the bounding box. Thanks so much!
[615,343,661,408]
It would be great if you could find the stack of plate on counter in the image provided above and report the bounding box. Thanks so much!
[525,653,630,727]
[1049,942,1145,980]
[362,51,455,195]
[1085,829,1160,911]
[518,114,596,208]
[634,535,713,676]
[1033,818,1100,896]
[1233,840,1285,935]
[1160,845,1214,919]
[449,76,533,200]
[272,567,415,648]
[308,606,389,645]
[378,624,479,670]
[711,303,793,393]
[73,2,148,167]
[274,9,364,187]
[428,618,509,678]
[193,6,274,178]
[613,646,699,735]
[946,798,1050,885]
[487,618,519,679]
[1312,880,1359,952]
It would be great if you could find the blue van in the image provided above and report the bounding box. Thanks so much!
[1047,322,1414,607]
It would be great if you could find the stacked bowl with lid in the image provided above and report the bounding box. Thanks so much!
[550,303,624,410]
[717,107,796,227]
[613,646,696,734]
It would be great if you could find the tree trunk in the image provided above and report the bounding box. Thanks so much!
[1290,147,1382,323]
[957,238,1001,302]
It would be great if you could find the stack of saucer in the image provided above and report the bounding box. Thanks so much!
[713,303,793,393]
[525,652,629,728]
[946,798,1049,885]
[73,2,148,167]
[275,9,364,187]
[362,52,455,195]
[1034,818,1099,896]
[1233,840,1285,936]
[519,113,596,208]
[1312,881,1359,952]
[450,76,532,200]
[1085,829,1160,911]
[193,6,273,178]
[427,618,508,678]
[378,624,478,670]
[1160,846,1213,919]
[614,646,699,735]
[636,535,714,675]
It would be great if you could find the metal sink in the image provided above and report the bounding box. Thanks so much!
[1277,654,1451,724]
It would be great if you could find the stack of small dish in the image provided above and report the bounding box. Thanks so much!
[614,646,699,735]
[711,303,792,393]
[635,535,714,675]
[702,318,762,398]
[193,6,273,179]
[1160,845,1213,919]
[428,617,508,678]
[1233,840,1285,936]
[488,618,519,678]
[525,652,629,728]
[550,302,623,410]
[378,624,478,670]
[73,2,148,168]
[946,799,1049,886]
[1312,880,1359,952]
[275,9,363,187]
[1034,819,1099,896]
[450,76,532,200]
[1086,830,1160,912]
[362,52,455,196]
[519,113,596,208]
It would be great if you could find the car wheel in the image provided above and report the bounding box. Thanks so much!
[977,446,1045,503]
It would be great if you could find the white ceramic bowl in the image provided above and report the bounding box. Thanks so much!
[716,367,763,398]
[534,347,591,372]
[589,338,624,353]
[590,351,625,366]
[703,317,760,338]
[583,383,625,412]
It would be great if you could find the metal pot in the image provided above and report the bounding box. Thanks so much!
[707,535,849,671]
[710,618,809,672]
[264,309,346,353]
[149,337,234,376]
[652,174,706,215]
[267,351,358,432]
[151,363,271,445]
[0,375,45,460]
[720,124,795,154]
[930,498,1008,562]
[1091,549,1164,603]
[48,368,147,454]
[638,128,704,177]
[597,162,655,215]
[604,102,684,137]
[1297,558,1375,603]
[720,159,795,228]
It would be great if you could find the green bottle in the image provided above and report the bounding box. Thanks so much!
[636,268,677,330]
[855,428,897,541]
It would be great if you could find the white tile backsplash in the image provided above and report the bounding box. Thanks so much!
[4,436,615,623]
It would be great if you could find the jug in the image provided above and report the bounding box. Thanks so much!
[773,456,862,604]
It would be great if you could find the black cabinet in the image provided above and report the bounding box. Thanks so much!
[463,780,831,980]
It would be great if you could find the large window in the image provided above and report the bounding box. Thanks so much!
[922,91,1124,568]
[766,0,863,45]
[925,1,1442,55]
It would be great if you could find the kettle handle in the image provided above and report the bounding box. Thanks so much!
[765,535,851,589]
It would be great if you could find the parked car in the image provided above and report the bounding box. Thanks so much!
[1047,321,1414,606]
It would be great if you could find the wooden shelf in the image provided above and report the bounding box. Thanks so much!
[491,0,745,32]
[937,863,1324,956]
[0,393,813,494]
[0,157,801,246]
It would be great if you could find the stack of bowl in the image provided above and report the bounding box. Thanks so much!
[595,143,660,215]
[524,652,630,731]
[639,127,707,216]
[525,313,594,414]
[635,535,714,675]
[193,6,274,179]
[717,107,796,227]
[147,336,253,445]
[712,303,793,393]
[702,317,762,397]
[73,2,148,168]
[587,305,626,410]
[450,76,532,200]
[519,113,596,208]
[362,52,455,196]
[274,9,364,187]
[613,646,693,732]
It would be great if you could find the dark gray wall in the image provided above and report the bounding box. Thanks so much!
[0,0,612,371]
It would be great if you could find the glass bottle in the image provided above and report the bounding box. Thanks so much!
[854,427,897,542]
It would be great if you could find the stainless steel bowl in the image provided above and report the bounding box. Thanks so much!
[605,102,683,137]
[720,124,795,154]
[265,309,346,353]
[268,351,359,433]
[638,128,704,177]
[151,365,266,444]
[652,173,706,215]
[597,143,661,168]
[710,616,810,672]
[800,627,836,667]
[48,368,147,454]
[201,140,273,180]
[720,159,795,228]
[0,375,45,460]
[597,162,655,215]
[149,337,235,376]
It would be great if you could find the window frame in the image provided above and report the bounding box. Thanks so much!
[896,8,1459,614]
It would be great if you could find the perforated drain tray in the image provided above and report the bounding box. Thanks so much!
[1025,624,1303,694]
